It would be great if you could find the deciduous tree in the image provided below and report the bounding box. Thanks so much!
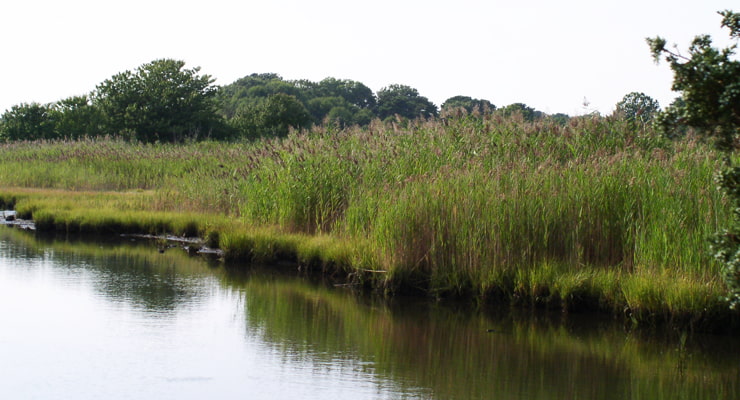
[0,102,55,141]
[498,103,543,122]
[648,10,740,307]
[441,95,495,115]
[256,93,312,137]
[376,84,438,120]
[93,59,221,142]
[614,92,660,124]
[316,78,376,110]
[50,95,103,139]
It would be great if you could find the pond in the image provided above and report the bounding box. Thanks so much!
[0,228,738,399]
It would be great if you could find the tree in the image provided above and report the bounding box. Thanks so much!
[353,109,375,126]
[0,97,104,141]
[615,92,660,124]
[0,102,55,141]
[441,95,495,115]
[218,75,379,128]
[218,74,297,120]
[93,59,221,142]
[50,95,104,139]
[548,113,571,125]
[316,77,376,110]
[306,96,350,123]
[229,93,312,139]
[326,106,355,127]
[498,103,544,122]
[254,93,312,138]
[648,10,740,307]
[376,84,438,120]
[654,97,689,139]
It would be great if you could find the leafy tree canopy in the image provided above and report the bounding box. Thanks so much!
[307,96,352,122]
[615,92,660,124]
[376,84,438,120]
[50,95,104,139]
[316,77,376,110]
[548,113,571,125]
[441,95,495,115]
[648,10,740,307]
[498,103,544,122]
[231,93,312,139]
[93,59,221,142]
[259,93,312,135]
[647,10,740,149]
[0,102,55,141]
[218,75,377,129]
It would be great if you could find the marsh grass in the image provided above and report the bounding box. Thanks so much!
[0,113,733,327]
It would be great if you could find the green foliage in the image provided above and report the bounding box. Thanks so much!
[306,96,348,122]
[93,59,222,142]
[615,92,660,124]
[325,105,355,127]
[548,113,571,125]
[648,10,740,307]
[655,97,689,139]
[228,93,312,139]
[50,95,104,139]
[376,84,438,120]
[218,74,379,136]
[647,11,740,150]
[257,94,312,137]
[498,103,544,122]
[315,77,376,110]
[440,95,495,115]
[217,73,287,119]
[0,102,56,141]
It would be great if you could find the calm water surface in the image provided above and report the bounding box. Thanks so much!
[1,228,739,399]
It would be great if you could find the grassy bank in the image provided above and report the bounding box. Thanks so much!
[0,114,735,329]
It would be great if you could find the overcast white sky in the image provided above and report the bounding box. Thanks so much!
[1,0,737,116]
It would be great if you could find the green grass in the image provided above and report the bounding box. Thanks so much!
[0,113,734,329]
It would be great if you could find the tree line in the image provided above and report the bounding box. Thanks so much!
[0,58,663,143]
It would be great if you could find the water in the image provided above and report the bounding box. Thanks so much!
[1,228,739,400]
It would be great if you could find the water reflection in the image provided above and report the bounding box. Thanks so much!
[234,270,740,400]
[1,228,739,400]
[1,230,216,312]
[236,273,740,398]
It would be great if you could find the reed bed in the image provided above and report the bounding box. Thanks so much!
[0,114,733,327]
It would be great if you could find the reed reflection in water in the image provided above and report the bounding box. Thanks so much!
[0,228,738,399]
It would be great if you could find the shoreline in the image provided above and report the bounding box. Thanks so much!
[1,211,226,258]
[2,203,739,334]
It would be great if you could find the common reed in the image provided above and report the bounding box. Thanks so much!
[0,113,732,327]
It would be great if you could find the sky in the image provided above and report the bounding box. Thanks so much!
[1,0,738,116]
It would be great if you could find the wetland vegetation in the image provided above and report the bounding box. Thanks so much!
[0,112,736,330]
